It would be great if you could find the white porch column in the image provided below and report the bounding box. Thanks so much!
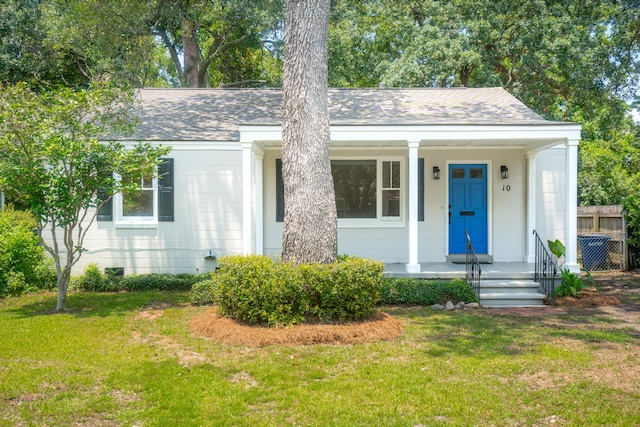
[525,151,537,263]
[242,142,253,255]
[255,151,264,255]
[565,139,580,272]
[406,140,421,273]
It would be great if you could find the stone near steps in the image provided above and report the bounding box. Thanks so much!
[445,301,455,310]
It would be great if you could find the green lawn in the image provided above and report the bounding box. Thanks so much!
[1,291,639,426]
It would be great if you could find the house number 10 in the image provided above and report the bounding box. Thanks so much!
[502,185,511,191]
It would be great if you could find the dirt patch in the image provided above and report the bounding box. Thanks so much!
[189,307,404,347]
[130,331,208,366]
[136,302,170,320]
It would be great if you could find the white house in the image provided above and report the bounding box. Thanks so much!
[77,87,580,278]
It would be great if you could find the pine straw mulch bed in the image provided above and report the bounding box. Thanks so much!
[189,307,404,347]
[554,290,622,308]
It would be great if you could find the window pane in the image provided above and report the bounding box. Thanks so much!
[452,168,465,178]
[383,161,390,188]
[383,161,400,189]
[382,190,400,217]
[391,161,400,188]
[470,168,484,179]
[142,175,154,189]
[123,189,153,216]
[332,160,376,218]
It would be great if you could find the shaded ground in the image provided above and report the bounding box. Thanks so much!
[189,270,640,346]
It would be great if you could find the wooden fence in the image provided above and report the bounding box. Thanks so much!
[577,205,627,270]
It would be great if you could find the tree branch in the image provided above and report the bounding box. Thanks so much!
[154,29,184,84]
[199,34,248,82]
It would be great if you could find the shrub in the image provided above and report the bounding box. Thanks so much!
[623,194,640,247]
[380,278,477,305]
[300,257,383,321]
[71,264,121,292]
[72,265,208,292]
[0,206,55,297]
[192,280,217,306]
[202,255,384,326]
[121,273,206,292]
[210,256,308,325]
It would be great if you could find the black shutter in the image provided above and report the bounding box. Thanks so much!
[276,159,284,222]
[418,158,424,222]
[158,158,174,222]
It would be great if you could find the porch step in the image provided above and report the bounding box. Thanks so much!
[447,254,493,264]
[479,280,547,307]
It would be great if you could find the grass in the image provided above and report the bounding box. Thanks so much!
[1,291,639,426]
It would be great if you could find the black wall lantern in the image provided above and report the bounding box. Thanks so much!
[432,166,440,180]
[500,165,509,180]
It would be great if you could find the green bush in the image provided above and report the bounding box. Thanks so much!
[71,264,121,292]
[72,265,208,292]
[380,278,477,305]
[201,255,384,326]
[0,207,55,297]
[121,273,206,292]
[210,256,308,325]
[191,280,217,306]
[300,257,383,321]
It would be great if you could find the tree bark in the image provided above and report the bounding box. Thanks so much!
[55,266,71,312]
[281,0,337,264]
[182,19,200,87]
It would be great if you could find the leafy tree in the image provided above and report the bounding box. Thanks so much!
[0,0,87,87]
[281,0,337,264]
[0,84,170,311]
[148,0,283,88]
[35,0,283,88]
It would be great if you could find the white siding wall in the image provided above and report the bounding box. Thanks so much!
[68,147,244,275]
[536,145,567,243]
[55,143,567,274]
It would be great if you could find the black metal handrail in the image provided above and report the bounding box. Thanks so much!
[533,229,557,304]
[465,230,481,301]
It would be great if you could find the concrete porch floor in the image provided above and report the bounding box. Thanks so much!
[383,262,536,280]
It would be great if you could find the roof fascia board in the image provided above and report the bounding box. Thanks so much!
[239,124,581,145]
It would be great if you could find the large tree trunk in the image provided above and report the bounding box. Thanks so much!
[281,0,337,264]
[182,19,201,87]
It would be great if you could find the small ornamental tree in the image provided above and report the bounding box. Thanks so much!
[0,83,170,311]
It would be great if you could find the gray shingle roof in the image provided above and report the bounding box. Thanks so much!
[126,87,553,141]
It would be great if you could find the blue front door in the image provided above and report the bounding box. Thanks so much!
[449,164,488,254]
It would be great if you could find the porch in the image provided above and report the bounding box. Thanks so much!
[383,261,535,280]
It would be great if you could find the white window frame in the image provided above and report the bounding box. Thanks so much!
[113,172,159,229]
[333,156,405,228]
